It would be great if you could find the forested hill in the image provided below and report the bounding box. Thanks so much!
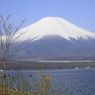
[0,61,95,70]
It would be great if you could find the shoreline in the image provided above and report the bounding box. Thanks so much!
[38,60,95,63]
[0,67,95,71]
[0,60,95,71]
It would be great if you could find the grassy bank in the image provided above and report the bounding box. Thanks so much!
[0,85,30,95]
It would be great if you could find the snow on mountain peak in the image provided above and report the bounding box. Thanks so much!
[17,17,95,41]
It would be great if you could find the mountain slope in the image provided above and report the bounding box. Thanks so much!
[12,17,95,61]
[17,17,95,41]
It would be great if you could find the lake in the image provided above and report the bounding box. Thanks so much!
[5,69,95,95]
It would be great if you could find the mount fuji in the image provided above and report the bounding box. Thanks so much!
[12,17,95,61]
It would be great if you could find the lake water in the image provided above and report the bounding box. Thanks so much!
[6,69,95,95]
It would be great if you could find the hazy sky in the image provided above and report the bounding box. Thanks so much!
[0,0,95,33]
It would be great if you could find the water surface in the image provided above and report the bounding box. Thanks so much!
[6,69,95,95]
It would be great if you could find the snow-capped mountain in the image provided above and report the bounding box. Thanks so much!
[12,17,95,61]
[17,17,95,41]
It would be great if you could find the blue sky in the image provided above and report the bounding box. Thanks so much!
[0,0,95,32]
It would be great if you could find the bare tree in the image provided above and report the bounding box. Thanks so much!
[0,14,25,95]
